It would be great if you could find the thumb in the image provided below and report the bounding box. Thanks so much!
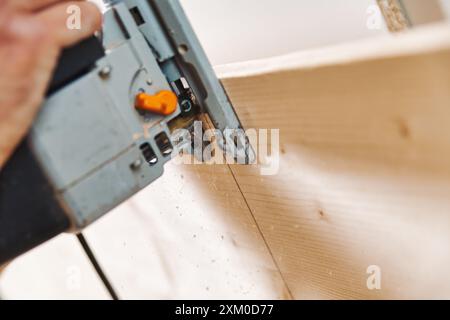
[36,1,102,48]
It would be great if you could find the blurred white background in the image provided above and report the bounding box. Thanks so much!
[93,0,450,65]
[180,0,450,64]
[180,0,386,64]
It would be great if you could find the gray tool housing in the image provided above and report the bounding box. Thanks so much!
[30,0,248,230]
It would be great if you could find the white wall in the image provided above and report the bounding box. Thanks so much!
[180,0,387,65]
[93,0,450,65]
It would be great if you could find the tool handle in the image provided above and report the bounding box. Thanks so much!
[0,36,105,264]
[0,141,70,264]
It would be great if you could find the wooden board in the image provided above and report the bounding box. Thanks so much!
[2,23,450,300]
[0,163,290,300]
[216,23,450,299]
[81,163,290,299]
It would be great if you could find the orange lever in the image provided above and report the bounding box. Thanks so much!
[135,90,178,116]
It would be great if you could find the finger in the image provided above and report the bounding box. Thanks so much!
[36,1,102,47]
[12,0,83,12]
[0,263,8,273]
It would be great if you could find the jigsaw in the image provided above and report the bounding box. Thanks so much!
[0,0,253,265]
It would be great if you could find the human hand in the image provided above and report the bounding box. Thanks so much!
[0,0,102,168]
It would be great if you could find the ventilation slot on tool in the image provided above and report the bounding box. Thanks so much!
[155,132,173,157]
[140,143,158,166]
[130,7,145,26]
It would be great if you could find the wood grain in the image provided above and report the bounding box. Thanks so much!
[377,0,410,32]
[82,162,291,299]
[217,23,450,299]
